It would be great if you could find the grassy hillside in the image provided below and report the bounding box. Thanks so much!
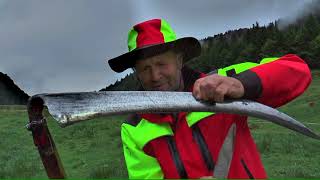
[249,70,320,178]
[0,70,319,178]
[0,109,127,178]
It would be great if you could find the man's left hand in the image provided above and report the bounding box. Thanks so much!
[192,74,244,102]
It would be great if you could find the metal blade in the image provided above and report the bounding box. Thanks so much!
[28,91,320,140]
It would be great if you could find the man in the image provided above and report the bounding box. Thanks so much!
[107,19,311,179]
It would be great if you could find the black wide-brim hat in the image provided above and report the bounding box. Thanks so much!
[107,19,201,73]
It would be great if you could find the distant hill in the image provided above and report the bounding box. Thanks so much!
[100,73,141,91]
[101,10,320,91]
[0,72,29,105]
[187,13,320,72]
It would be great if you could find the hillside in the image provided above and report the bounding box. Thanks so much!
[101,12,320,91]
[0,70,319,178]
[0,72,29,105]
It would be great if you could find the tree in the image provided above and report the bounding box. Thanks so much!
[260,38,278,57]
[309,34,320,68]
[239,43,257,62]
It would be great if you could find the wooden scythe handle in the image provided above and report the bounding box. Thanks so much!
[27,97,66,179]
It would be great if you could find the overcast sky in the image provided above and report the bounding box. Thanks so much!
[0,0,316,95]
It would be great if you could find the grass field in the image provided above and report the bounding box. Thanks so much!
[0,70,319,178]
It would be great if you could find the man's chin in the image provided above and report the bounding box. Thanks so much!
[150,85,171,91]
[151,88,170,91]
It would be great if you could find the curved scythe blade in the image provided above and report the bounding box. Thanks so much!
[28,91,320,140]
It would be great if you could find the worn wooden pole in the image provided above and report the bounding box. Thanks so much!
[27,97,66,178]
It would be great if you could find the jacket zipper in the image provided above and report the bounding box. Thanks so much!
[192,124,215,172]
[166,113,188,178]
[166,136,188,178]
[241,159,254,179]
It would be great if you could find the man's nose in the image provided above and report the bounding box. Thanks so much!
[150,68,162,81]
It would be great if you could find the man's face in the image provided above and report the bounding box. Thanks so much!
[134,50,183,91]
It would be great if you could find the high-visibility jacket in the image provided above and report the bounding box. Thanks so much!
[121,54,311,179]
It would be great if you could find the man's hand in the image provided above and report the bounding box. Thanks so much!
[192,74,245,102]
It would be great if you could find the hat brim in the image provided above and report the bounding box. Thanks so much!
[107,37,201,73]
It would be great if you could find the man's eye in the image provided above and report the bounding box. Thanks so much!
[141,67,150,73]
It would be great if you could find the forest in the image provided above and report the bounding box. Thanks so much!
[102,12,320,91]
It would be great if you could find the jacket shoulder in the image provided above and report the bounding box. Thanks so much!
[124,113,142,127]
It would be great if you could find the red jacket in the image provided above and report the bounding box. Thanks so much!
[121,54,311,179]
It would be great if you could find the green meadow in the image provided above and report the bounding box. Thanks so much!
[0,70,319,178]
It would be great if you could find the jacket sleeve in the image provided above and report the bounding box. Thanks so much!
[233,54,312,108]
[121,124,164,179]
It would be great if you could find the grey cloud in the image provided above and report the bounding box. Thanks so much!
[278,0,320,29]
[0,0,134,95]
[134,0,311,39]
[0,0,315,95]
